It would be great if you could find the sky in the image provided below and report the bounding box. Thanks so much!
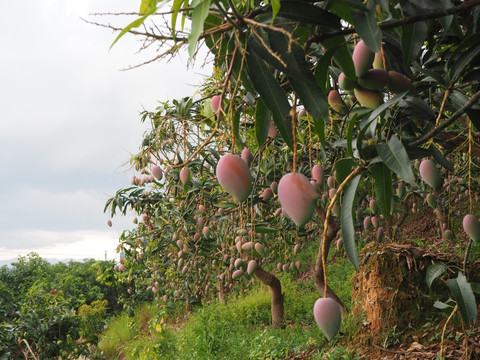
[0,1,210,265]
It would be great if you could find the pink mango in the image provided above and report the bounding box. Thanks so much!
[232,269,243,279]
[107,219,112,227]
[463,214,480,242]
[419,159,441,189]
[247,260,257,275]
[313,297,342,341]
[180,167,190,185]
[211,95,221,113]
[216,154,252,202]
[152,165,163,180]
[241,147,253,165]
[311,164,324,185]
[278,172,318,227]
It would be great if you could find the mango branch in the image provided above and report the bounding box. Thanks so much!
[408,89,480,147]
[311,0,480,43]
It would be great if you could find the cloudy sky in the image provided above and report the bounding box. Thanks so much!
[0,1,209,265]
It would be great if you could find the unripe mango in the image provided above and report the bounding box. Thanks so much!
[463,214,480,242]
[295,261,302,270]
[234,258,244,269]
[387,71,415,93]
[278,172,319,227]
[338,72,356,91]
[373,52,384,69]
[419,159,441,189]
[268,121,278,137]
[180,167,190,185]
[353,87,383,109]
[353,40,374,77]
[216,153,252,202]
[294,243,301,255]
[444,229,454,241]
[313,298,341,341]
[270,181,278,194]
[242,241,253,251]
[328,90,343,113]
[396,182,405,198]
[377,227,385,242]
[254,242,266,256]
[358,69,389,90]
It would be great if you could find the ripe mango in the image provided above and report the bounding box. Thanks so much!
[358,69,389,90]
[216,153,252,202]
[387,71,415,94]
[352,40,374,78]
[313,298,341,341]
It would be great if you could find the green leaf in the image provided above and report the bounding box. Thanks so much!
[341,175,361,269]
[214,202,237,208]
[351,9,382,53]
[346,113,358,158]
[471,282,480,294]
[171,0,187,37]
[188,0,212,59]
[267,30,329,125]
[245,48,293,148]
[276,1,340,28]
[323,36,356,80]
[334,158,354,185]
[253,226,279,234]
[425,263,447,289]
[140,0,158,14]
[255,99,271,147]
[401,21,428,66]
[270,0,281,23]
[446,272,477,325]
[110,14,150,50]
[232,111,244,150]
[376,135,416,187]
[371,162,392,221]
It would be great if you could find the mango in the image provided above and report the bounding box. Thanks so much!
[358,69,389,90]
[387,71,415,94]
[232,269,243,279]
[463,214,480,242]
[373,52,384,69]
[353,87,383,109]
[352,40,374,78]
[247,260,257,275]
[311,164,324,186]
[338,72,356,91]
[152,165,163,180]
[180,167,190,185]
[313,298,341,341]
[211,95,221,113]
[328,90,343,113]
[278,172,319,227]
[241,147,253,165]
[254,242,266,256]
[216,153,252,202]
[419,159,441,189]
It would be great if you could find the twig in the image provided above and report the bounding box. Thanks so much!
[407,90,480,147]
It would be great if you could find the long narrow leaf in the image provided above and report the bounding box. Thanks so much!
[351,9,382,53]
[255,99,271,147]
[371,162,392,220]
[245,49,293,148]
[376,135,416,187]
[188,0,212,59]
[446,272,477,325]
[426,264,447,288]
[401,21,427,66]
[341,175,361,269]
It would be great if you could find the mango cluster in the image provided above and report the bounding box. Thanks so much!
[330,40,415,110]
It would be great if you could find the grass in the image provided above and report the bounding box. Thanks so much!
[96,249,359,360]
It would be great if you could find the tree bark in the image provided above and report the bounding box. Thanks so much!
[314,206,349,315]
[254,265,284,327]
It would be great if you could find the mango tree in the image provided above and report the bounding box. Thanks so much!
[101,0,480,341]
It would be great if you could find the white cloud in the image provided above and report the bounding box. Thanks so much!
[0,229,121,262]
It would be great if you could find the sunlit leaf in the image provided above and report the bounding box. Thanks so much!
[188,0,212,59]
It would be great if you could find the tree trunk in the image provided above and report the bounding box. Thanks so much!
[314,206,349,315]
[254,265,284,327]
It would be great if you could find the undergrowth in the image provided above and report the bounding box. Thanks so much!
[97,250,358,359]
